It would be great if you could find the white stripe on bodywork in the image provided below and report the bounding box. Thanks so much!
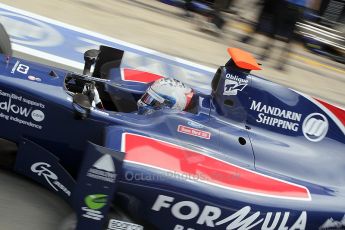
[12,43,84,70]
[0,3,215,73]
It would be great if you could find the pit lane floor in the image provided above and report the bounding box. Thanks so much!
[1,0,345,106]
[0,169,71,230]
[0,1,344,229]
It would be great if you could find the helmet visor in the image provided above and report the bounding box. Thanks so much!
[139,87,165,108]
[140,92,159,107]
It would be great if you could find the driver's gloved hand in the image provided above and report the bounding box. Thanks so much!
[83,82,103,109]
[83,82,95,104]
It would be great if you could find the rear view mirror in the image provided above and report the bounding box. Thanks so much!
[83,49,100,75]
[72,93,92,119]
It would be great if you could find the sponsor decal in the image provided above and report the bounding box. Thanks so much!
[28,75,36,81]
[107,219,144,230]
[31,109,45,122]
[177,125,211,139]
[223,74,248,96]
[31,162,71,196]
[11,61,30,75]
[250,100,330,141]
[152,195,307,230]
[319,215,345,230]
[86,155,117,183]
[82,194,107,221]
[122,133,311,200]
[250,100,302,132]
[28,75,42,82]
[302,113,329,142]
[187,121,204,129]
[85,194,107,210]
[0,89,45,129]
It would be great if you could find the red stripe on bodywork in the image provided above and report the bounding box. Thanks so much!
[122,68,163,83]
[122,133,310,200]
[316,98,345,127]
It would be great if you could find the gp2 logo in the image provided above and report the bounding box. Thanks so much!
[223,79,247,96]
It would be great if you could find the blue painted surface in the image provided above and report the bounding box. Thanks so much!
[0,51,344,229]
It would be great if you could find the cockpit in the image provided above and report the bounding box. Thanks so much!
[64,72,141,113]
[62,44,206,116]
[64,71,200,116]
[64,46,259,118]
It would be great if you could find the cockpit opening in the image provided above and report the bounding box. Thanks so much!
[64,73,199,115]
[64,73,139,113]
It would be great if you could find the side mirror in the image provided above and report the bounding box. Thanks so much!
[72,93,92,119]
[83,49,100,75]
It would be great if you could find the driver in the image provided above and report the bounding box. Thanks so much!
[137,78,194,115]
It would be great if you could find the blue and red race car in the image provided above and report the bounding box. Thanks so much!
[0,39,344,229]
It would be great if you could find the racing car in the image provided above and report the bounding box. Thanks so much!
[0,38,344,229]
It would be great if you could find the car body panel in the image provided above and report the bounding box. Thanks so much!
[0,46,344,230]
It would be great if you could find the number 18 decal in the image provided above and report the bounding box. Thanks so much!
[17,64,29,74]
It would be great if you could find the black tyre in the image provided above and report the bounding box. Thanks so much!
[0,139,17,169]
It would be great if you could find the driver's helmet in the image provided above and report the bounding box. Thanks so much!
[137,78,194,115]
